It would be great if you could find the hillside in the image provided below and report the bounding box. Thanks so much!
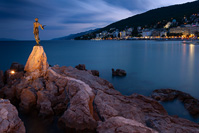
[75,0,199,39]
[53,28,99,40]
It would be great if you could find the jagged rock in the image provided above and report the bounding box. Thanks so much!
[20,89,37,112]
[31,78,44,91]
[75,64,86,70]
[45,81,58,95]
[10,62,24,72]
[24,46,49,75]
[0,99,25,133]
[151,89,199,116]
[112,68,126,76]
[37,91,54,117]
[2,66,199,132]
[15,78,30,99]
[58,77,97,131]
[97,116,158,133]
[0,70,4,89]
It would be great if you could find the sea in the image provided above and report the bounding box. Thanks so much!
[0,40,199,132]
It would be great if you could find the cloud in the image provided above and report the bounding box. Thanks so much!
[0,0,196,40]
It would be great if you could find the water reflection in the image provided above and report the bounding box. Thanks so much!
[188,44,195,82]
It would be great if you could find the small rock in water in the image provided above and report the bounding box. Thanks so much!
[89,70,99,77]
[75,64,86,70]
[112,68,126,76]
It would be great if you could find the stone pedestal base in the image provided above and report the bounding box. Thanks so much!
[24,46,49,79]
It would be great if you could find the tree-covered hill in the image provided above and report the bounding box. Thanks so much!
[75,0,199,39]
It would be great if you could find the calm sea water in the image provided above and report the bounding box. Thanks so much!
[0,40,199,124]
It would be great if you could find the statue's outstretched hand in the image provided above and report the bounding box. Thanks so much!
[42,25,46,30]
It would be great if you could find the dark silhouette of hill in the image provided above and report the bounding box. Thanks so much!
[53,28,99,40]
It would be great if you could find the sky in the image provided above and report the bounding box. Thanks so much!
[0,0,196,40]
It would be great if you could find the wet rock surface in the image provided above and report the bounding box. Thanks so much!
[1,65,199,132]
[0,99,25,133]
[151,89,199,116]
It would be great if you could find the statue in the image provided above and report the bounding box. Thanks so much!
[33,18,45,46]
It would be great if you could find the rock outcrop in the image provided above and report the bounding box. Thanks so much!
[24,46,49,78]
[97,117,158,133]
[112,68,127,76]
[0,99,25,133]
[151,89,199,116]
[1,64,199,132]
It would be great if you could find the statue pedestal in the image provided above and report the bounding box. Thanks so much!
[24,46,49,79]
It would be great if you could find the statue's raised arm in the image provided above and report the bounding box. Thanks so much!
[33,18,45,46]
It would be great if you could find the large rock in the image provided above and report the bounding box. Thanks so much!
[0,99,25,133]
[151,89,199,116]
[2,66,199,133]
[36,91,54,117]
[24,46,49,74]
[97,116,158,133]
[59,79,97,131]
[20,89,37,112]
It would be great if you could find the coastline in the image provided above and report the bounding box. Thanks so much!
[0,62,199,132]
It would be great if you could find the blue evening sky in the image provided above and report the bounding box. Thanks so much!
[0,0,196,40]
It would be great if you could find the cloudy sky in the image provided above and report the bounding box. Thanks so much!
[0,0,196,40]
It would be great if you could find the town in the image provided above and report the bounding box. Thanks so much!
[84,13,199,40]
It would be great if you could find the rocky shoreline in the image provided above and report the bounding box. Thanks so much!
[0,63,199,132]
[0,45,199,133]
[151,89,199,116]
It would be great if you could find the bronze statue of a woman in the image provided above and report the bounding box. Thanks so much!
[33,18,45,46]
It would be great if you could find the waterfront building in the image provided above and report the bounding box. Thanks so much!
[120,31,126,38]
[141,29,153,37]
[164,22,172,29]
[170,26,199,36]
[126,28,133,36]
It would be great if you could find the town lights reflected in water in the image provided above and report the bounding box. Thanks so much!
[189,44,195,80]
